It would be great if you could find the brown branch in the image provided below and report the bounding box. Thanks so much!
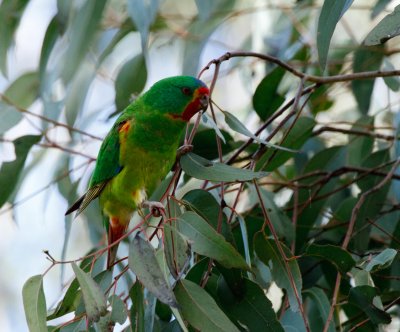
[312,126,396,141]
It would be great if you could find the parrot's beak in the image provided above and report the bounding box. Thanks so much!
[199,94,209,110]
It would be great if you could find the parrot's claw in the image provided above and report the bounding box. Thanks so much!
[177,144,194,158]
[141,200,165,217]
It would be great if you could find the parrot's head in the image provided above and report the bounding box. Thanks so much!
[142,76,209,122]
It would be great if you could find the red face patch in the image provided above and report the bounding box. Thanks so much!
[180,86,210,121]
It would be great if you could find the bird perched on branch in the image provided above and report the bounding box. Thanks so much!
[66,76,209,269]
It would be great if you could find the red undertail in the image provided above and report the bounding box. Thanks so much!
[107,217,129,269]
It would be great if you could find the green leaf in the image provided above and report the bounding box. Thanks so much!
[71,262,107,323]
[0,101,22,134]
[163,223,191,279]
[65,60,96,127]
[0,135,41,208]
[347,116,374,167]
[174,279,240,332]
[181,152,267,182]
[22,275,47,332]
[60,0,107,82]
[371,0,393,18]
[129,283,145,332]
[115,54,147,111]
[250,187,295,242]
[4,72,40,109]
[305,244,356,275]
[255,117,315,172]
[182,189,234,243]
[351,44,385,114]
[217,277,284,331]
[365,248,397,272]
[39,16,62,89]
[128,234,178,307]
[365,5,400,45]
[317,0,354,70]
[177,212,249,269]
[348,285,391,324]
[304,288,335,332]
[0,0,29,75]
[254,232,303,312]
[382,58,400,91]
[109,295,128,325]
[201,113,226,144]
[252,67,286,120]
[223,110,297,152]
[127,0,160,50]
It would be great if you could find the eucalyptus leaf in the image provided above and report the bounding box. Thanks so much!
[254,232,302,312]
[128,234,178,307]
[181,152,267,182]
[71,263,107,323]
[0,135,41,208]
[223,110,296,152]
[174,279,240,332]
[22,275,47,332]
[317,0,354,70]
[177,212,249,270]
[365,5,400,45]
[365,248,397,272]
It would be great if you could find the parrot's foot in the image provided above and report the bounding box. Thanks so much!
[141,200,165,217]
[176,144,193,158]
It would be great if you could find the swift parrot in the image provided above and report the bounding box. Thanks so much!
[66,76,209,268]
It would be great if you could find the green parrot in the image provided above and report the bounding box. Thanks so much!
[66,76,209,268]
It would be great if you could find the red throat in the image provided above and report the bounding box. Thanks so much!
[173,86,210,122]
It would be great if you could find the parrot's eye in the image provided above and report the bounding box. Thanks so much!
[181,87,192,95]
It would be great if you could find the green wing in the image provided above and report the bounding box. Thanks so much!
[66,113,131,216]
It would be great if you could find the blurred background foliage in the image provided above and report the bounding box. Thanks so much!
[2,0,400,331]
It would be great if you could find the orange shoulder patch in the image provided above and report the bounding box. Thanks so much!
[118,120,131,133]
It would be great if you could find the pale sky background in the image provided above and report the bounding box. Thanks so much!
[1,1,400,331]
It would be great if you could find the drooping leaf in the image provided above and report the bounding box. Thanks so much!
[305,244,356,275]
[22,275,47,332]
[0,135,41,208]
[223,110,297,152]
[365,248,397,272]
[201,113,226,144]
[128,234,178,307]
[365,5,400,45]
[0,0,29,75]
[317,0,354,70]
[181,152,267,182]
[129,283,145,332]
[346,116,374,167]
[127,0,160,50]
[217,277,284,331]
[115,54,147,111]
[109,295,128,325]
[252,66,286,120]
[254,232,303,312]
[177,212,249,269]
[60,0,107,82]
[163,223,191,279]
[71,262,107,323]
[174,279,240,332]
[65,60,97,127]
[182,189,234,243]
[351,44,385,114]
[304,288,335,332]
[348,285,391,325]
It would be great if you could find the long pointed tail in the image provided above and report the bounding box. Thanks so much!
[107,217,129,269]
